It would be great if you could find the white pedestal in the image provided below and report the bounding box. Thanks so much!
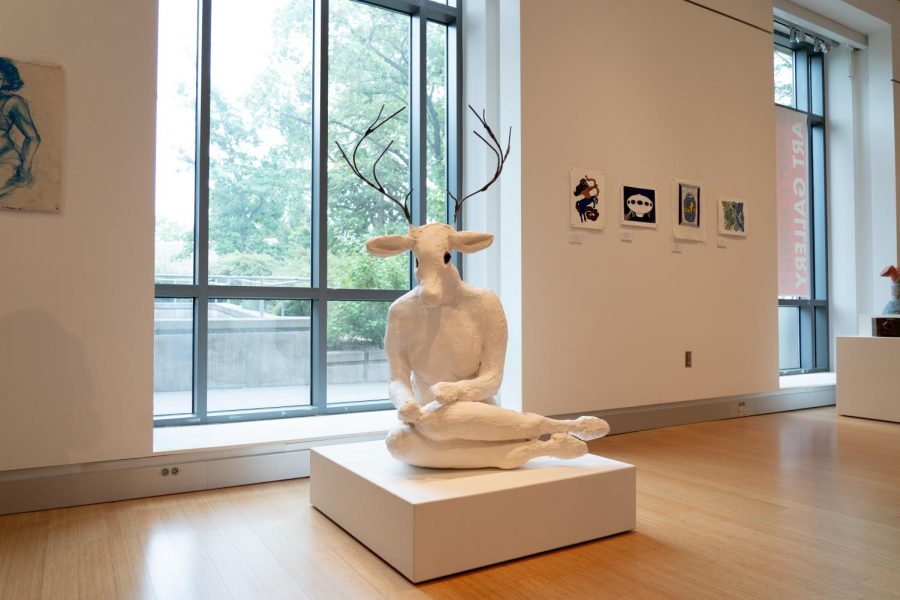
[310,441,636,583]
[836,336,900,423]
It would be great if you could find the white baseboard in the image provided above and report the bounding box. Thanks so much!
[0,387,834,516]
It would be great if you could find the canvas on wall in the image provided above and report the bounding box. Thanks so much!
[672,179,703,241]
[0,57,62,213]
[718,197,746,236]
[621,184,656,228]
[569,168,605,230]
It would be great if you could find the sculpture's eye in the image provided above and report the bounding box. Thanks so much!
[443,252,451,264]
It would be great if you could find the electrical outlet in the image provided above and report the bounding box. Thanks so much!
[171,466,180,476]
[685,351,692,368]
[738,401,748,417]
[160,467,170,477]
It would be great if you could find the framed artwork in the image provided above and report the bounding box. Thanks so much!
[718,197,746,236]
[0,57,63,213]
[569,168,605,230]
[672,179,703,241]
[621,184,657,228]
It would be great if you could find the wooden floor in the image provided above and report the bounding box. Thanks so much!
[1,407,898,599]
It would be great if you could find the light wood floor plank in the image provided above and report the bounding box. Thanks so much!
[40,509,79,600]
[0,407,897,600]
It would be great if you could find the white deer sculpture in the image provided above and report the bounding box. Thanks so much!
[337,106,610,469]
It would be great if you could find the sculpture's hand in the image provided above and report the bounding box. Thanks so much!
[431,381,465,404]
[398,400,421,424]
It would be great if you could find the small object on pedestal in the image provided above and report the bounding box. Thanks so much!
[880,265,900,315]
[872,316,900,337]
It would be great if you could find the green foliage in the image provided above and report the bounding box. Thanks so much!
[329,301,391,350]
[178,0,451,345]
[211,253,278,277]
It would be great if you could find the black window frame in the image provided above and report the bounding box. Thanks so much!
[774,31,830,375]
[154,0,463,426]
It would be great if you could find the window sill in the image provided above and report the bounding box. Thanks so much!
[153,409,397,454]
[779,372,835,390]
[154,373,836,454]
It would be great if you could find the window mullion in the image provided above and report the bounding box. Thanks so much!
[311,0,329,412]
[408,2,428,291]
[194,0,213,423]
[411,3,427,227]
[448,12,462,230]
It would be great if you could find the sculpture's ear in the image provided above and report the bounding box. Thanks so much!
[451,231,494,254]
[366,234,414,257]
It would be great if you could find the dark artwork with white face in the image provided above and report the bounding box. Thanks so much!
[622,185,656,225]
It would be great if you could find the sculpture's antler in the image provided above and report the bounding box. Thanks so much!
[449,105,512,222]
[881,265,900,284]
[335,105,413,224]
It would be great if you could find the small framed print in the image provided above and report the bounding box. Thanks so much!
[569,168,606,230]
[672,179,704,241]
[718,197,746,236]
[621,184,657,229]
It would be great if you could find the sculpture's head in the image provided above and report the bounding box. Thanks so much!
[367,223,492,306]
[334,105,510,300]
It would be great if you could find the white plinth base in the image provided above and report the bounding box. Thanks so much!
[310,440,636,583]
[837,336,900,423]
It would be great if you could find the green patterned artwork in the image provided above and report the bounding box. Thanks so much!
[718,198,746,237]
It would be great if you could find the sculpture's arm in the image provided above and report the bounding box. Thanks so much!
[385,304,419,421]
[432,292,508,404]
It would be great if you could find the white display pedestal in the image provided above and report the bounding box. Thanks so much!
[310,441,636,583]
[836,336,900,423]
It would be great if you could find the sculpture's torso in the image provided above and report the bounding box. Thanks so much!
[389,283,506,405]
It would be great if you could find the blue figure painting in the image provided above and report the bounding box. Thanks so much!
[0,56,61,213]
[0,58,41,199]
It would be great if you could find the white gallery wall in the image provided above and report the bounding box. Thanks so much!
[517,0,780,416]
[0,0,156,471]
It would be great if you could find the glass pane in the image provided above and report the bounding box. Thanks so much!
[774,47,794,107]
[810,53,824,117]
[427,21,449,224]
[154,298,194,416]
[812,125,827,300]
[327,301,390,404]
[155,0,197,284]
[208,0,314,287]
[207,298,312,412]
[815,307,829,370]
[775,106,811,300]
[328,0,411,290]
[779,306,801,371]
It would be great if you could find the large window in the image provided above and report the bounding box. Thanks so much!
[154,0,461,425]
[774,28,828,374]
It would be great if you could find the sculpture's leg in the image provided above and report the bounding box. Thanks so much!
[405,401,610,443]
[386,424,588,469]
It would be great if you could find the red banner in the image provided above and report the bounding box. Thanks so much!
[776,107,810,298]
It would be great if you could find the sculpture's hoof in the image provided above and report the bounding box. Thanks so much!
[569,416,610,441]
[546,433,588,459]
[398,401,422,424]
